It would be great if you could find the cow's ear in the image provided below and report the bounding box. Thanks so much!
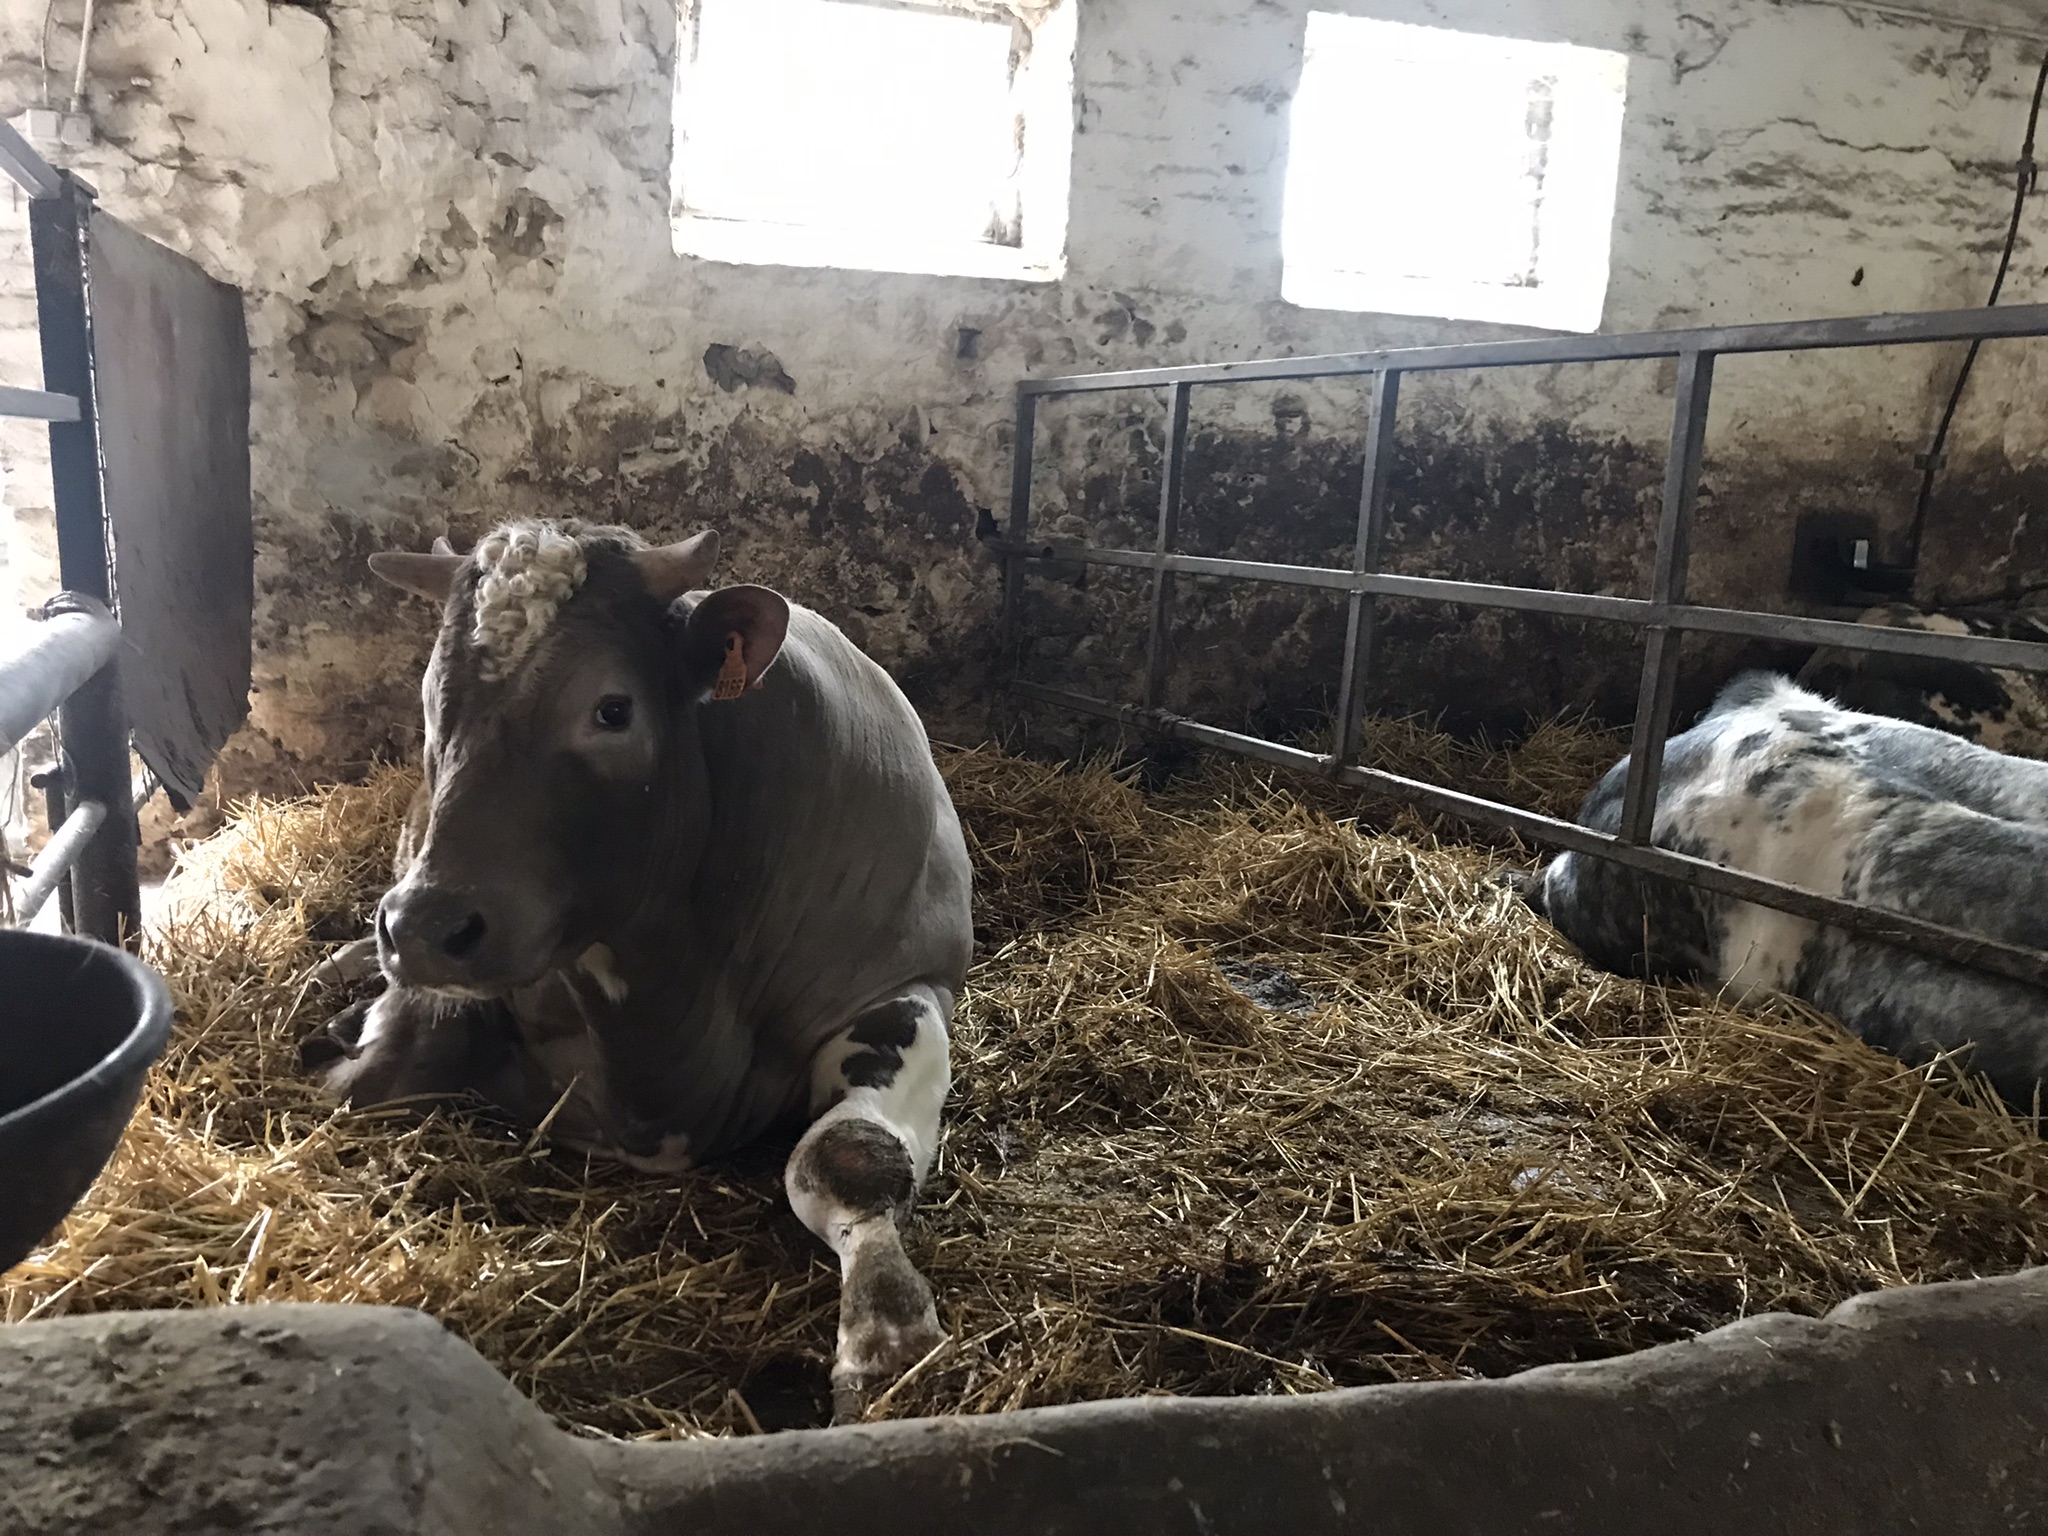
[633,530,722,602]
[684,584,790,699]
[369,551,463,602]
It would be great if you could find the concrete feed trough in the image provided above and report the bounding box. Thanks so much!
[0,930,172,1273]
[1,1271,2044,1533]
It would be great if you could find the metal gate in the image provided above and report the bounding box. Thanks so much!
[0,120,251,943]
[997,304,2048,989]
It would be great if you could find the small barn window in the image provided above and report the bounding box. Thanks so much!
[671,0,1074,282]
[1281,15,1628,333]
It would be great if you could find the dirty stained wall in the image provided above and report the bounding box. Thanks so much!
[0,0,2046,789]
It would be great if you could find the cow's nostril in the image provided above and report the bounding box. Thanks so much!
[440,912,488,960]
[376,906,394,950]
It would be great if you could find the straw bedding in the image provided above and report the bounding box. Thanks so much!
[6,720,2047,1439]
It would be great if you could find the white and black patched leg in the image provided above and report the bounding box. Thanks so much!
[784,982,952,1422]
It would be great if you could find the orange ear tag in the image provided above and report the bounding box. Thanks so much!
[712,632,748,701]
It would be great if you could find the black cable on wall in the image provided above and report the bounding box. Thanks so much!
[1905,50,2048,582]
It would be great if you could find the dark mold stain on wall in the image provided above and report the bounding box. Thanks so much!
[233,363,2045,800]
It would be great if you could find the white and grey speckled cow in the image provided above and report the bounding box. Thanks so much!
[1519,670,2048,1106]
[304,518,973,1419]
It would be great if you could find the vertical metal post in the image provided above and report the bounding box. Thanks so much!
[1332,368,1401,767]
[1142,383,1192,709]
[31,176,139,945]
[1617,349,1716,846]
[1000,392,1038,670]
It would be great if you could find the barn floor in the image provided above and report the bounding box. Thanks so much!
[6,720,2047,1439]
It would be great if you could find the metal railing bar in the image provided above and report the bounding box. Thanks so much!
[1001,540,1357,590]
[1011,679,2048,990]
[991,540,2048,674]
[0,118,64,201]
[1016,302,2048,397]
[0,597,118,756]
[13,797,105,925]
[1619,350,1716,845]
[1331,368,1400,766]
[1621,632,1686,841]
[1142,382,1192,709]
[0,386,80,421]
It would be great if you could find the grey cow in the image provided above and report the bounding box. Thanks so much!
[1518,670,2048,1107]
[307,519,973,1417]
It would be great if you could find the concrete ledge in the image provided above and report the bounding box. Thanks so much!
[0,1304,615,1535]
[2,1271,2045,1534]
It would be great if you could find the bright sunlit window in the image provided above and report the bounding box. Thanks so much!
[1281,15,1628,332]
[671,0,1074,281]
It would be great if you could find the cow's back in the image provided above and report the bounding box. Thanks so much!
[698,600,972,1006]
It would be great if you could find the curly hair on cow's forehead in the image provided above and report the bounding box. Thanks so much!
[466,518,645,680]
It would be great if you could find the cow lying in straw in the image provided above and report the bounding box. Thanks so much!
[303,519,973,1418]
[1515,670,2048,1108]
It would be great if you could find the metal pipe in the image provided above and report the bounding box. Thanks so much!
[30,762,74,932]
[1016,302,2048,397]
[0,594,117,755]
[1142,383,1191,709]
[68,0,96,115]
[12,795,103,925]
[1011,680,2048,991]
[1618,350,1716,846]
[991,541,2048,675]
[0,386,80,421]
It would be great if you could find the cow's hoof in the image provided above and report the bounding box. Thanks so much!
[829,1237,945,1424]
[829,1305,945,1425]
[320,935,383,986]
[300,998,372,1074]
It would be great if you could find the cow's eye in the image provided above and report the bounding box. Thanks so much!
[593,695,634,732]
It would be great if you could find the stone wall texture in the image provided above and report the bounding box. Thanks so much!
[0,0,2046,785]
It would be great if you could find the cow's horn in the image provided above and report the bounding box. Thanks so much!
[431,535,456,556]
[632,530,722,602]
[369,551,464,602]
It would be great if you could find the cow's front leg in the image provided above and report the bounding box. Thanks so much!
[302,982,573,1134]
[785,984,953,1424]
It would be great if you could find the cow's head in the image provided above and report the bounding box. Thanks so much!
[367,520,789,994]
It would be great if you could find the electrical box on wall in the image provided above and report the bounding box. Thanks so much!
[1788,511,1915,607]
[12,110,92,148]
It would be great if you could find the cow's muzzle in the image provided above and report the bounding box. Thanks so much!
[377,879,537,993]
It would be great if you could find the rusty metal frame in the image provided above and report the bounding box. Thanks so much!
[997,302,2048,989]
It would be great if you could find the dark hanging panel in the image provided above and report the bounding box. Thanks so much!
[86,210,252,810]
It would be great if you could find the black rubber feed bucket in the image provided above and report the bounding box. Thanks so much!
[0,930,171,1273]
